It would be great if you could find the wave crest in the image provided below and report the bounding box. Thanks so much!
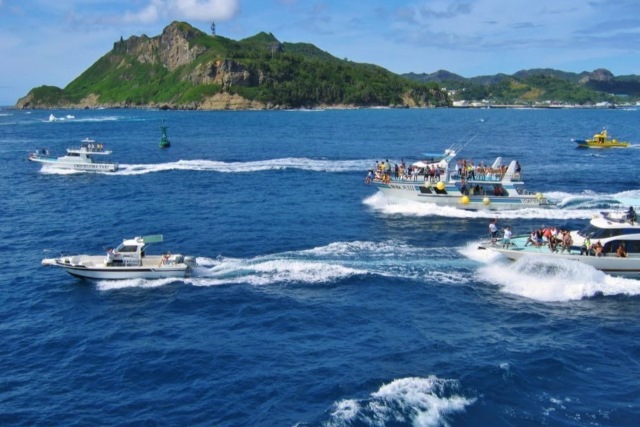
[324,376,475,427]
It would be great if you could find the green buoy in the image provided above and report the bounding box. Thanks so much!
[160,121,171,148]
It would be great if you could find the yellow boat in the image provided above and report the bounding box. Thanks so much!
[575,129,630,148]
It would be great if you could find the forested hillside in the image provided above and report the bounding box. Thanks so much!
[17,22,450,110]
[405,68,640,105]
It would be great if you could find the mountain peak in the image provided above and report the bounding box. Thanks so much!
[162,21,205,40]
[583,68,614,82]
[240,32,280,44]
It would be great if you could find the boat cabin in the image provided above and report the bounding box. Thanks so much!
[106,237,148,266]
[104,235,167,267]
[577,211,640,256]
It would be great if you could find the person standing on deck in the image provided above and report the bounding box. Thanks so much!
[489,219,498,242]
[503,226,513,248]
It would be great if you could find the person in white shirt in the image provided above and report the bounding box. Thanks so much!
[503,226,513,248]
[489,219,498,242]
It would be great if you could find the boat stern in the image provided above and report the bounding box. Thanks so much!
[183,256,197,270]
[163,254,197,269]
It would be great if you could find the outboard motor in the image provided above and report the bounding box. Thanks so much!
[183,256,197,269]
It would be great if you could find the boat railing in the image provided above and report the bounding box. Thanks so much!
[75,145,109,153]
[369,159,522,184]
[374,172,441,184]
[450,171,508,182]
[372,170,513,184]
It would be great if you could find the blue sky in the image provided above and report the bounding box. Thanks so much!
[2,0,640,106]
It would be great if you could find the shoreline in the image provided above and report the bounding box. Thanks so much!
[3,104,635,111]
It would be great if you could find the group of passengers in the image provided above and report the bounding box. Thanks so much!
[365,160,392,184]
[365,160,442,184]
[460,180,506,197]
[365,157,525,185]
[454,160,521,181]
[523,226,574,254]
[81,142,105,152]
[489,220,514,248]
[522,226,628,257]
[579,237,627,258]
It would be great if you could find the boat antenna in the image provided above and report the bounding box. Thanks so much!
[451,133,477,156]
[463,133,478,148]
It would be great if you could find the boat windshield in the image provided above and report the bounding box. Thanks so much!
[116,244,139,253]
[577,224,638,239]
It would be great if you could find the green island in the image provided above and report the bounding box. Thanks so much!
[405,69,640,108]
[16,22,448,110]
[17,21,640,110]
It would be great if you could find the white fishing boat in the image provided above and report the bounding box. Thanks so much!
[28,138,118,172]
[366,146,554,210]
[478,209,640,277]
[42,235,197,280]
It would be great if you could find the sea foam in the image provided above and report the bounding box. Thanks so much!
[464,243,640,301]
[95,240,470,290]
[364,190,640,221]
[115,158,371,175]
[324,376,475,427]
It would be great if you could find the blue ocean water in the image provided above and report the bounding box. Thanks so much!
[1,107,640,426]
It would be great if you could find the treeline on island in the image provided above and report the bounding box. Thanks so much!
[17,22,449,110]
[405,68,640,106]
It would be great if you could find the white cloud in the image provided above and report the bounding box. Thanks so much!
[123,1,162,25]
[121,0,239,25]
[170,0,239,21]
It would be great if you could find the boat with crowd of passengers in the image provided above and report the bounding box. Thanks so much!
[42,235,197,280]
[28,138,118,172]
[365,146,554,210]
[478,209,640,277]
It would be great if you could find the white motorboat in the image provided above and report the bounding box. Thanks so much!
[42,235,197,280]
[479,209,640,277]
[28,138,118,172]
[366,146,554,210]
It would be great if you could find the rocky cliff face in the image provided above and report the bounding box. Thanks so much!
[17,22,269,109]
[113,23,264,90]
[186,59,265,88]
[112,23,207,71]
[579,68,614,84]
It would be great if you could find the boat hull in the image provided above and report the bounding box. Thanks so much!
[29,157,118,172]
[575,141,629,149]
[480,237,640,277]
[374,182,552,211]
[43,255,192,280]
